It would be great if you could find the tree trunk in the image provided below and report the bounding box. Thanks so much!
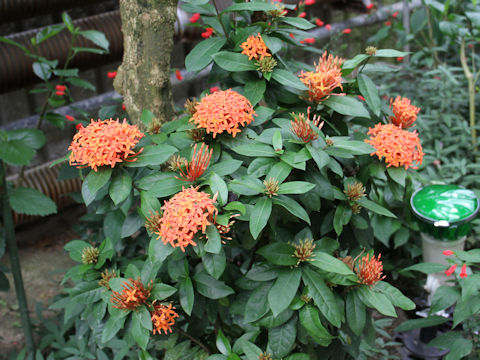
[115,0,178,128]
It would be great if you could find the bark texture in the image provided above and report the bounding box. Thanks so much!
[115,0,178,128]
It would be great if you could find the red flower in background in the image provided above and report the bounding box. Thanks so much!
[201,28,214,38]
[445,264,457,276]
[299,12,306,18]
[366,3,374,9]
[75,124,83,131]
[56,85,66,91]
[343,28,351,34]
[175,69,183,81]
[65,115,75,122]
[384,21,391,26]
[316,18,324,27]
[189,13,201,23]
[325,24,331,30]
[305,0,315,5]
[358,95,365,101]
[460,264,468,278]
[392,11,399,18]
[443,250,454,256]
[107,71,117,79]
[210,86,219,93]
[396,57,404,61]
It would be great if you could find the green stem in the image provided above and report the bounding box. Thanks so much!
[1,161,35,355]
[423,1,440,67]
[212,0,229,41]
[460,38,477,154]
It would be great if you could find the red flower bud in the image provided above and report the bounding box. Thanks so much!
[358,95,366,101]
[442,250,454,256]
[299,12,306,18]
[305,0,315,5]
[107,71,117,79]
[189,13,201,23]
[460,264,468,278]
[396,57,404,61]
[392,11,399,18]
[65,115,75,122]
[175,69,183,81]
[325,24,331,30]
[343,28,351,34]
[55,85,66,91]
[384,20,391,26]
[445,264,457,276]
[316,18,324,27]
[55,90,65,96]
[122,103,126,111]
[304,37,315,44]
[366,3,374,9]
[75,123,83,131]
[210,86,219,93]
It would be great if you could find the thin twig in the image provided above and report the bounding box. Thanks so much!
[173,326,211,354]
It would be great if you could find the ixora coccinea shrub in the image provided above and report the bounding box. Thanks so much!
[49,2,425,359]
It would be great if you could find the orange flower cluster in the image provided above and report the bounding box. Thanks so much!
[68,119,144,171]
[365,123,424,169]
[240,33,272,61]
[291,107,324,143]
[155,187,218,251]
[191,89,255,138]
[151,302,179,335]
[355,253,386,286]
[110,278,152,310]
[389,96,420,128]
[299,51,344,102]
[177,143,213,182]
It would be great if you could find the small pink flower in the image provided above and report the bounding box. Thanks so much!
[107,71,117,79]
[298,12,306,18]
[176,69,183,81]
[460,264,468,278]
[65,115,75,122]
[442,250,454,256]
[392,11,399,18]
[343,28,351,34]
[445,264,457,276]
[189,13,201,23]
[316,19,324,27]
[358,95,366,101]
[325,24,331,31]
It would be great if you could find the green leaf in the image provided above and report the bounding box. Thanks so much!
[7,128,45,150]
[346,290,365,336]
[131,311,149,350]
[375,281,415,311]
[245,282,273,323]
[268,268,302,317]
[333,204,351,236]
[216,329,232,355]
[87,167,112,194]
[9,187,57,216]
[101,315,126,343]
[78,30,109,51]
[140,109,155,127]
[430,286,460,314]
[229,176,264,196]
[241,341,263,360]
[310,251,355,275]
[323,96,370,119]
[244,79,266,106]
[306,144,329,171]
[64,240,91,262]
[258,242,297,266]
[33,62,51,81]
[209,173,228,206]
[400,262,447,274]
[358,198,396,218]
[271,69,308,90]
[125,145,177,167]
[205,224,222,254]
[280,17,315,30]
[356,286,397,317]
[252,106,275,126]
[179,277,194,316]
[272,130,283,151]
[212,51,257,72]
[0,140,35,166]
[224,201,246,215]
[299,305,333,346]
[136,305,153,331]
[205,159,243,177]
[249,197,272,239]
[357,74,381,117]
[272,195,310,224]
[233,143,276,157]
[193,272,234,299]
[266,161,292,183]
[387,167,406,187]
[109,171,132,205]
[146,175,184,198]
[103,210,125,242]
[395,316,448,332]
[186,37,227,72]
[267,317,297,358]
[374,49,409,58]
[203,249,226,279]
[223,2,278,12]
[262,35,283,54]
[302,267,341,327]
[67,77,96,91]
[342,54,369,72]
[428,332,472,360]
[278,181,315,195]
[151,283,177,300]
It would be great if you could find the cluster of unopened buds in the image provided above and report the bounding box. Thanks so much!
[55,84,67,96]
[443,250,468,278]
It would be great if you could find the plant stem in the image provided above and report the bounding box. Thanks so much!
[0,161,35,355]
[173,326,210,354]
[212,0,229,41]
[460,38,477,154]
[423,1,440,67]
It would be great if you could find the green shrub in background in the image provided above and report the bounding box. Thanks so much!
[34,1,430,359]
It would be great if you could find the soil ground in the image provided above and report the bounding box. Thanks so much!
[0,207,83,358]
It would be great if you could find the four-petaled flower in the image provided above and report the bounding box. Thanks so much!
[68,119,144,171]
[355,253,386,286]
[110,278,152,310]
[290,107,324,143]
[191,89,255,138]
[389,96,420,129]
[365,123,423,169]
[151,302,179,335]
[299,51,344,102]
[177,143,213,182]
[154,187,218,251]
[240,33,272,61]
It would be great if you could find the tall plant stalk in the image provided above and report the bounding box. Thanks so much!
[0,161,35,355]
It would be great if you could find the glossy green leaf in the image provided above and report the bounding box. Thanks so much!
[125,145,177,167]
[209,172,228,206]
[268,268,302,317]
[395,316,447,332]
[430,286,460,314]
[271,69,308,90]
[193,272,234,299]
[400,262,447,274]
[216,329,231,355]
[356,286,397,317]
[87,167,112,194]
[357,73,381,116]
[299,305,333,346]
[358,198,396,218]
[202,248,226,279]
[245,282,273,323]
[272,195,310,224]
[0,139,35,165]
[131,311,149,349]
[374,49,409,58]
[333,204,351,236]
[245,79,266,106]
[109,171,132,205]
[241,341,262,360]
[376,281,415,311]
[278,181,315,195]
[266,161,292,183]
[267,317,297,358]
[346,290,365,336]
[78,30,109,51]
[310,251,355,275]
[258,242,297,266]
[323,96,370,119]
[147,175,184,198]
[249,197,272,239]
[101,315,126,343]
[233,143,276,157]
[205,224,222,254]
[223,2,278,12]
[179,276,194,316]
[186,37,227,72]
[9,187,57,216]
[280,17,315,30]
[306,144,329,171]
[212,51,257,72]
[7,128,45,150]
[387,167,406,187]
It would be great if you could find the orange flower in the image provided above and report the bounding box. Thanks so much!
[151,303,179,335]
[389,96,420,129]
[299,51,344,102]
[365,123,424,169]
[355,253,386,286]
[68,119,144,171]
[291,107,324,143]
[155,187,218,251]
[177,143,213,182]
[191,89,255,138]
[240,33,272,61]
[110,278,152,310]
